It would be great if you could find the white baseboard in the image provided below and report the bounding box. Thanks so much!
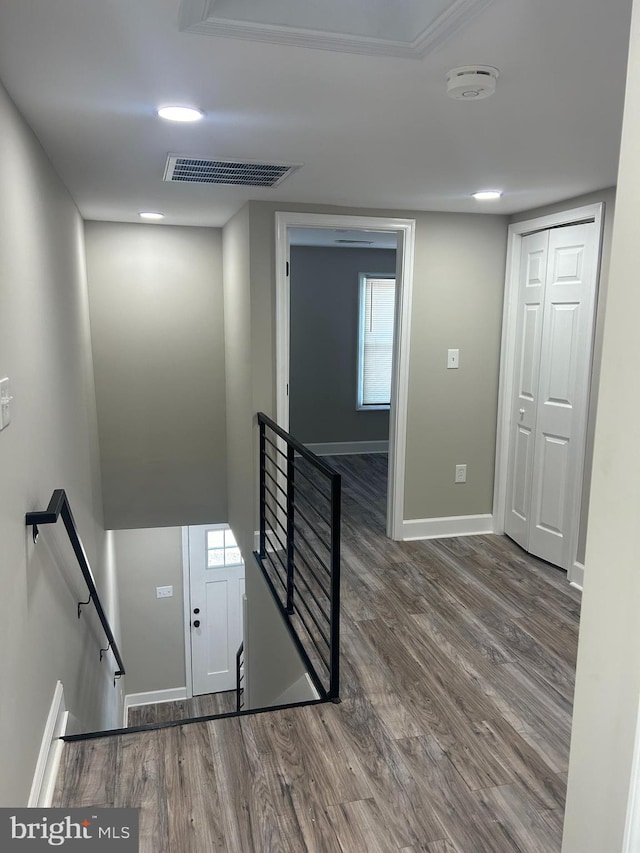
[569,561,584,589]
[401,513,494,541]
[123,687,187,724]
[570,559,584,591]
[304,440,389,456]
[29,681,68,807]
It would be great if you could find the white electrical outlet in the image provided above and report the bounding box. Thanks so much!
[156,585,173,599]
[455,464,467,483]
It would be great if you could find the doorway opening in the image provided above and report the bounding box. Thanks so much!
[275,212,416,540]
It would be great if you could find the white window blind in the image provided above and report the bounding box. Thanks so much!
[358,275,396,409]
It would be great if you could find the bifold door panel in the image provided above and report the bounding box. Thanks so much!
[505,223,598,570]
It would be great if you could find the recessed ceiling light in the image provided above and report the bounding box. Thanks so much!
[139,211,165,220]
[472,190,503,201]
[157,106,203,122]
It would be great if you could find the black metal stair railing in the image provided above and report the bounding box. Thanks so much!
[254,412,341,702]
[236,642,245,712]
[26,490,125,685]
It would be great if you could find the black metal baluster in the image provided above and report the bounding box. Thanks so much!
[259,420,266,559]
[329,471,341,701]
[286,443,295,615]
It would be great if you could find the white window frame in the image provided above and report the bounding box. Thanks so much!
[357,272,396,411]
[204,522,244,569]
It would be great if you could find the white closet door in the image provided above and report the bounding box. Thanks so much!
[504,230,548,551]
[529,222,598,567]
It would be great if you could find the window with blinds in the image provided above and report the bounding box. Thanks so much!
[357,274,396,410]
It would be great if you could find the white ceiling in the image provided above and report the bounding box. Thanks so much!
[0,0,631,227]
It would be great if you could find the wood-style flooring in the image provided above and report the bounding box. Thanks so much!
[127,691,237,727]
[54,453,580,852]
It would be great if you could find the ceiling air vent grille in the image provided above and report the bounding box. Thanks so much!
[164,155,299,187]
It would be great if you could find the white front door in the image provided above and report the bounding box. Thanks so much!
[504,222,598,570]
[187,524,245,695]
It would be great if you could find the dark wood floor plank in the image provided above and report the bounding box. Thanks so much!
[473,781,563,853]
[206,715,289,852]
[369,692,429,740]
[395,733,526,853]
[113,731,170,853]
[276,799,343,853]
[326,798,402,853]
[358,618,516,792]
[127,691,236,727]
[53,738,117,807]
[317,698,451,848]
[163,724,227,852]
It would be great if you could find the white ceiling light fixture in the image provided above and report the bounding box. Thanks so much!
[446,66,499,100]
[472,190,503,200]
[157,105,204,122]
[139,211,165,220]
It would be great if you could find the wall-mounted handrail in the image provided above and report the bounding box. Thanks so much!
[255,412,341,702]
[26,490,125,682]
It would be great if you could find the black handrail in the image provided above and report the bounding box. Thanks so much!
[236,642,245,713]
[26,490,125,683]
[254,412,341,702]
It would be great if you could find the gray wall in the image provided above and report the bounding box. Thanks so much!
[0,80,121,804]
[114,527,186,696]
[246,200,509,526]
[84,221,227,530]
[222,206,254,561]
[511,187,616,566]
[289,246,395,444]
[562,4,640,847]
[222,205,308,708]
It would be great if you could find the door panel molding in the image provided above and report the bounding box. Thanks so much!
[494,203,604,584]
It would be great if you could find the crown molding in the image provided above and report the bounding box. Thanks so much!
[179,0,497,60]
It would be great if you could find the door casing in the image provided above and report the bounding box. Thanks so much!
[493,203,605,587]
[275,211,416,540]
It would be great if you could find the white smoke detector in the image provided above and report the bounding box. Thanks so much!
[446,66,500,100]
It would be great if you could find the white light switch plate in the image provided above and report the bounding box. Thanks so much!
[447,349,460,369]
[0,378,12,430]
[156,585,173,599]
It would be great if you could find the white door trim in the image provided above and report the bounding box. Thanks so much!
[493,203,605,583]
[275,211,416,540]
[181,526,193,699]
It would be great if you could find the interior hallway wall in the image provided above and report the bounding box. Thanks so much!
[85,221,228,530]
[223,205,308,708]
[114,527,186,697]
[562,3,640,847]
[289,246,395,445]
[248,201,509,526]
[0,79,120,804]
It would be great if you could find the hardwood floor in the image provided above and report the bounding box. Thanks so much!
[127,691,237,727]
[54,453,580,852]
